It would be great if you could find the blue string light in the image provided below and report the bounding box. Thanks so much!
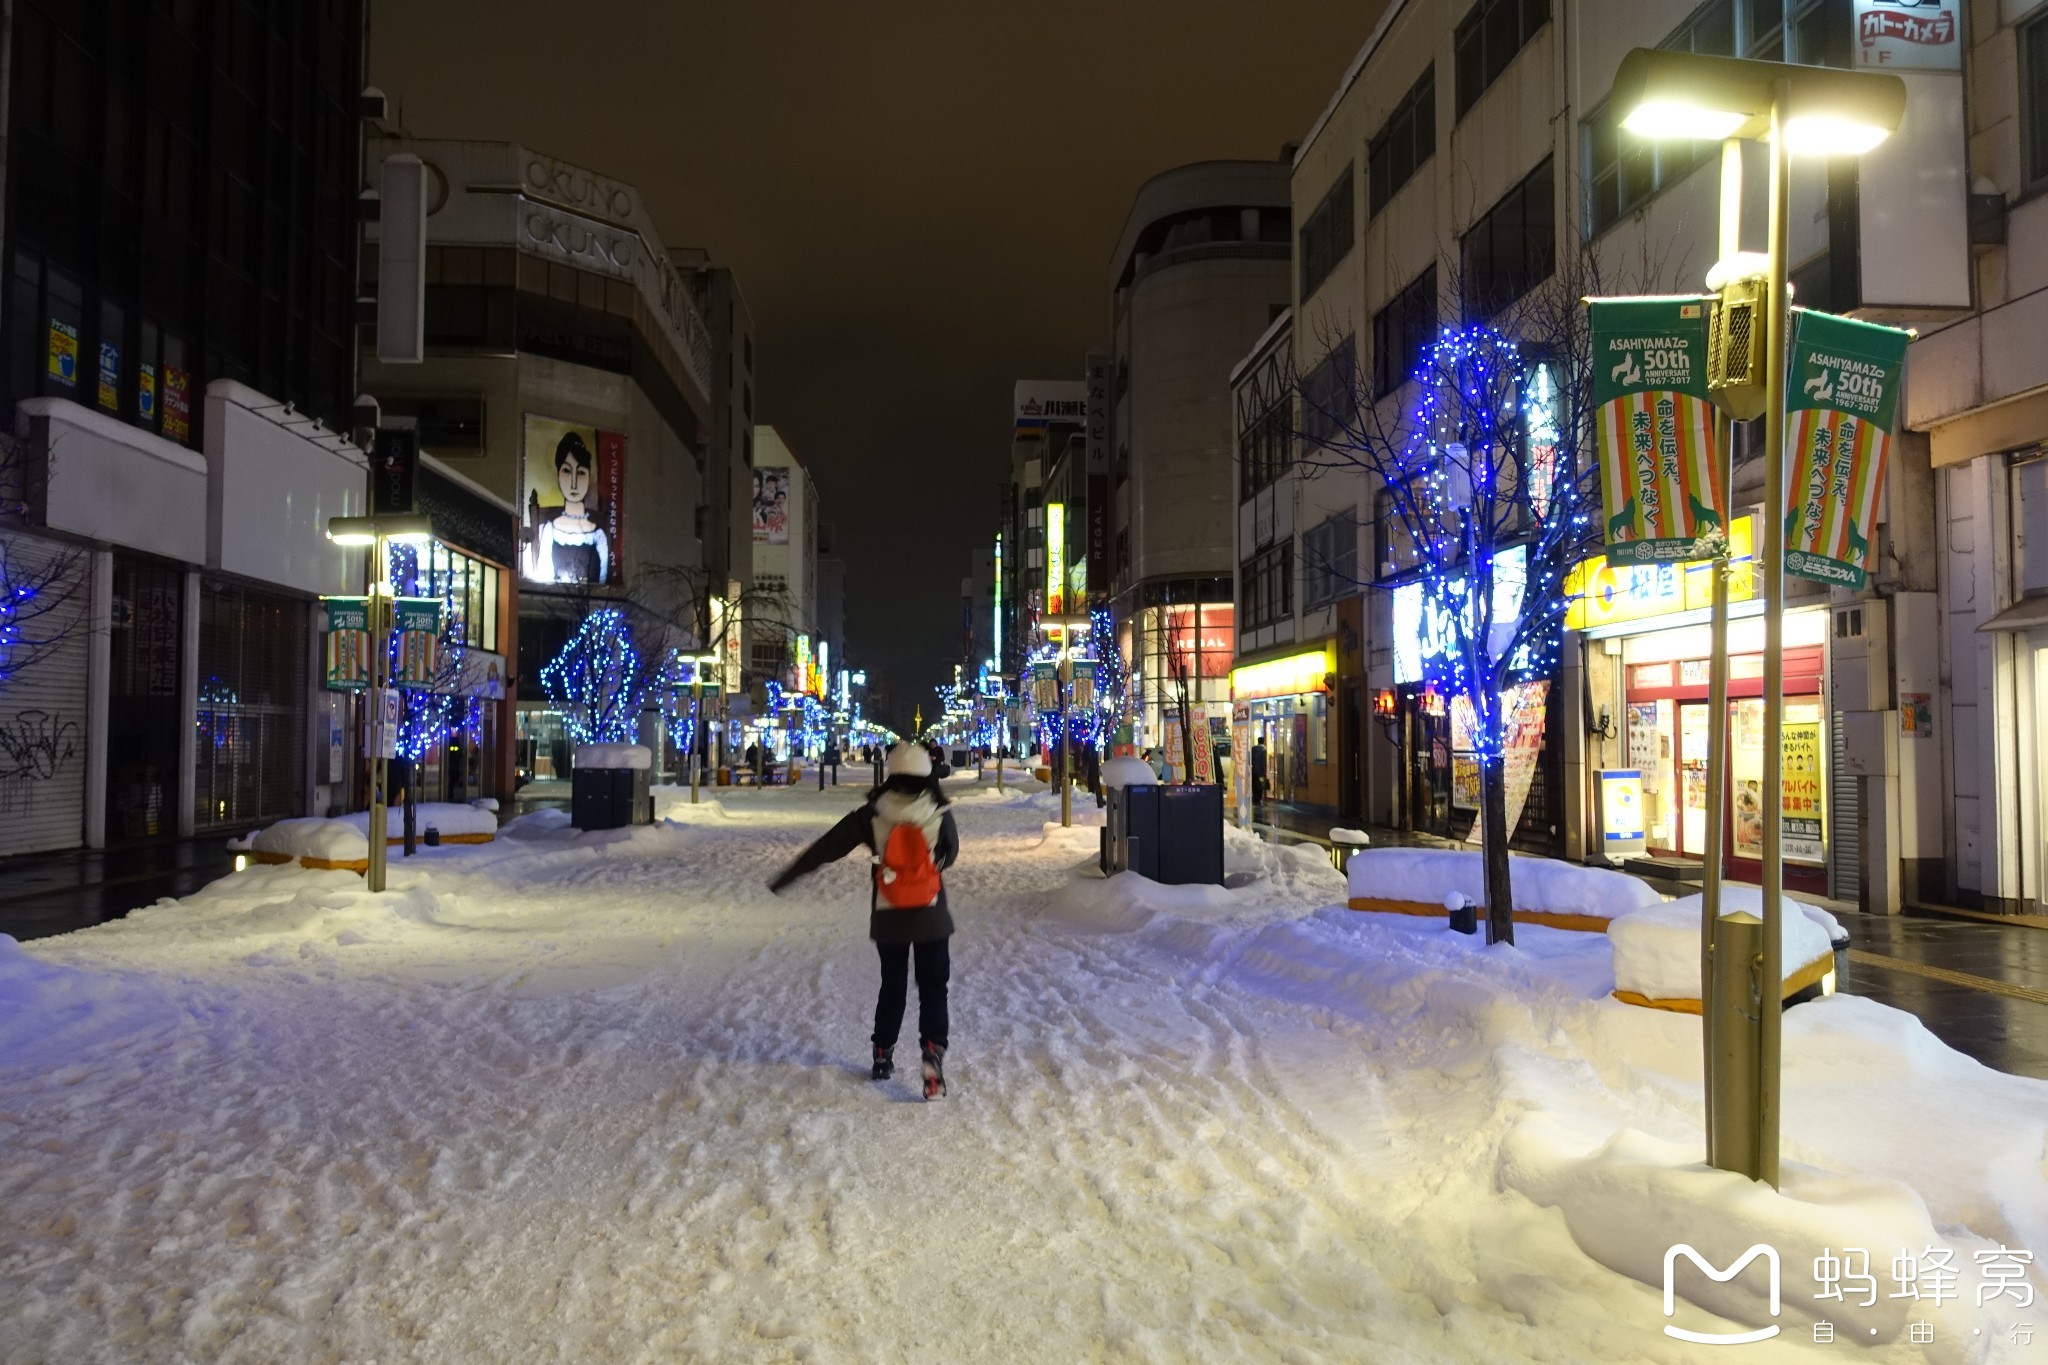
[541,608,643,744]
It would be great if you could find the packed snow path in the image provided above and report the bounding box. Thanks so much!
[3,782,2042,1362]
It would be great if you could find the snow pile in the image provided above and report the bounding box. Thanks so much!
[1099,756,1156,790]
[573,742,651,769]
[1042,870,1237,935]
[1609,888,1837,1003]
[1500,1118,1984,1352]
[1346,847,1661,923]
[239,803,501,862]
[1328,826,1371,845]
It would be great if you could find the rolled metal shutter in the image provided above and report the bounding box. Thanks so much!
[1831,712,1861,902]
[0,533,91,855]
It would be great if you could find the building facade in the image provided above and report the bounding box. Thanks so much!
[358,136,717,790]
[749,424,822,736]
[1,0,369,856]
[1249,0,1963,906]
[1108,160,1293,770]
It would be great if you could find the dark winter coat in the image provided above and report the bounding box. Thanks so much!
[767,773,959,943]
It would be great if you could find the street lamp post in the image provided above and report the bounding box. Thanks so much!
[1611,48,1904,1187]
[326,513,434,893]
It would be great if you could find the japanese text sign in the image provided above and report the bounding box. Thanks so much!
[1589,297,1727,565]
[1783,309,1909,590]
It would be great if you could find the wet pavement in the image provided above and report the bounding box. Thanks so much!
[1253,802,2048,1081]
[0,838,242,943]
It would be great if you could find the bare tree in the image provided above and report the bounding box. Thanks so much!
[1290,244,1647,944]
[1162,597,1199,783]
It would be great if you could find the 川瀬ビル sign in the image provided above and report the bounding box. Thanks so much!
[1589,297,1726,565]
[1783,308,1910,590]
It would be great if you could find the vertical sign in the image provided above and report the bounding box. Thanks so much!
[323,597,371,689]
[1045,501,1066,616]
[1783,308,1911,590]
[1085,349,1111,593]
[47,319,78,388]
[993,535,1003,669]
[97,339,121,411]
[1781,717,1825,862]
[393,598,443,688]
[163,366,192,442]
[1589,297,1724,564]
[371,428,420,515]
[138,363,158,425]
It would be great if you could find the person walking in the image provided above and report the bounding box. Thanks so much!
[744,741,761,787]
[767,742,958,1099]
[821,740,841,789]
[1251,737,1269,808]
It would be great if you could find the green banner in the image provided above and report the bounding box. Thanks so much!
[323,597,370,690]
[394,597,443,690]
[1589,297,1726,565]
[1783,309,1911,590]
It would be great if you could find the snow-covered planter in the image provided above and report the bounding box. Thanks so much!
[1346,847,1660,932]
[235,803,501,871]
[1608,887,1839,1013]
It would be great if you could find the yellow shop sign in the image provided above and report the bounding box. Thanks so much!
[1565,515,1755,632]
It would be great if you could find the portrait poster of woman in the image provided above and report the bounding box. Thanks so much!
[521,414,626,586]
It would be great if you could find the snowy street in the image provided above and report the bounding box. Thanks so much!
[4,778,2046,1362]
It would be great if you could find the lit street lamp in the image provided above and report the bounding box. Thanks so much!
[1042,614,1092,828]
[326,513,435,893]
[1611,48,1904,1187]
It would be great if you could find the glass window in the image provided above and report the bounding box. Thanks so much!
[1301,337,1357,448]
[1299,164,1356,300]
[2029,12,2048,190]
[1455,0,1549,117]
[1368,67,1435,217]
[1373,264,1438,394]
[1461,158,1554,320]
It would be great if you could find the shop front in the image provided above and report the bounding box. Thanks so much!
[1614,614,1831,895]
[1130,599,1233,780]
[1229,644,1335,819]
[1568,514,1834,894]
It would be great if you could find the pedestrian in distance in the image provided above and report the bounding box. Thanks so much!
[821,740,841,789]
[767,742,958,1099]
[744,741,760,787]
[1145,748,1167,781]
[1251,737,1269,807]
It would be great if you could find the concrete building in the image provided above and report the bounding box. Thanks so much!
[1253,0,1966,910]
[1,0,369,856]
[1108,160,1293,767]
[358,136,717,790]
[749,425,820,706]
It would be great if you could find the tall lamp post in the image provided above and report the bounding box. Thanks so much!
[326,513,435,893]
[1610,49,1904,1187]
[679,652,720,805]
[1042,613,1093,828]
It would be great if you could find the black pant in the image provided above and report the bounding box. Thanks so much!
[873,939,949,1050]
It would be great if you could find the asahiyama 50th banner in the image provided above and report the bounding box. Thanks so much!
[1783,309,1910,591]
[1589,297,1727,564]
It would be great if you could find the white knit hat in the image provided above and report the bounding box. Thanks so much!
[884,743,932,778]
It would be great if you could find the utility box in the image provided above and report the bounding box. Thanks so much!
[572,743,653,829]
[1109,782,1223,886]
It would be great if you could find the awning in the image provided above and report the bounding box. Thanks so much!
[1976,597,2048,633]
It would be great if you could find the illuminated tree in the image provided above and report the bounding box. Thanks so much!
[541,609,645,744]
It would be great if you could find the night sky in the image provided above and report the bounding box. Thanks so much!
[370,3,1385,730]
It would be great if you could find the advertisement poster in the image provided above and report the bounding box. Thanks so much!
[47,319,78,387]
[138,364,157,424]
[1588,297,1725,564]
[1163,718,1185,783]
[1599,769,1646,853]
[97,341,121,410]
[1452,755,1482,813]
[1045,502,1066,615]
[1455,683,1549,843]
[323,598,370,690]
[1232,708,1252,823]
[1190,706,1213,784]
[1782,717,1825,863]
[752,466,790,544]
[163,366,191,442]
[1902,692,1933,738]
[522,415,626,585]
[1627,701,1661,788]
[1784,309,1911,590]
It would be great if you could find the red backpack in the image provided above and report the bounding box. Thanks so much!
[876,820,941,909]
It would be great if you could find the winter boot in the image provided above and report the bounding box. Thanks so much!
[871,1046,894,1081]
[919,1041,947,1101]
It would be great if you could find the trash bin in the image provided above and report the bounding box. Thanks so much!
[572,743,653,829]
[1107,778,1223,887]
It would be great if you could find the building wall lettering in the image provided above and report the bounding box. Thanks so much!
[522,154,638,225]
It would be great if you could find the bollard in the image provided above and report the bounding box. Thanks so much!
[1707,909,1766,1179]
